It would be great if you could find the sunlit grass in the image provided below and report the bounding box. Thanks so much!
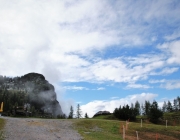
[72,119,180,140]
[73,119,123,140]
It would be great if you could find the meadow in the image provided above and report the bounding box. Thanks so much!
[72,115,180,140]
[0,115,180,140]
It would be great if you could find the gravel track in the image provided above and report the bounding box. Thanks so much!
[2,117,83,140]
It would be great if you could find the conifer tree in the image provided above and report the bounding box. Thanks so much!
[76,104,82,119]
[68,106,74,119]
[84,112,89,118]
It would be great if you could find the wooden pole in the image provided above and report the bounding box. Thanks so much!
[136,131,139,140]
[141,119,142,127]
[119,122,121,133]
[156,133,159,140]
[126,120,128,130]
[166,120,167,128]
[123,125,125,140]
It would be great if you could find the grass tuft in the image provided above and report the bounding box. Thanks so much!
[0,118,5,140]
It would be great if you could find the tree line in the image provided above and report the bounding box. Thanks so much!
[113,96,180,123]
[67,104,88,119]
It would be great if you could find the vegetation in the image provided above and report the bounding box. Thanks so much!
[76,104,82,119]
[68,106,74,119]
[84,113,89,118]
[113,97,180,124]
[0,73,63,118]
[93,114,117,120]
[73,119,122,140]
[0,118,5,140]
[73,118,180,140]
[113,104,138,121]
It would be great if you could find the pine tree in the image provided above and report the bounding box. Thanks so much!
[173,99,178,112]
[177,96,180,111]
[84,112,89,118]
[167,101,173,112]
[135,101,140,115]
[141,103,144,115]
[162,101,167,112]
[68,106,74,119]
[148,100,163,123]
[76,104,82,119]
[144,100,151,116]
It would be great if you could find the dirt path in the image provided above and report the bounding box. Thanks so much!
[2,117,83,140]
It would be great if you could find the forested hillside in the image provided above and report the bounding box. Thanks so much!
[113,97,180,124]
[0,73,63,117]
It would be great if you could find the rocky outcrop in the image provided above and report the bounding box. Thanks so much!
[0,72,63,117]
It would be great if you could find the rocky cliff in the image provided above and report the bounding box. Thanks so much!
[0,72,63,117]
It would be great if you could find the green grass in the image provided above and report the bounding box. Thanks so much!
[0,118,5,140]
[128,121,180,139]
[72,119,123,140]
[164,111,180,119]
[92,114,117,120]
[72,119,180,140]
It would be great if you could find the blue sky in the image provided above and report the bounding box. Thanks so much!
[0,0,180,117]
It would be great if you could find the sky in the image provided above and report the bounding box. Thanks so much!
[0,0,180,117]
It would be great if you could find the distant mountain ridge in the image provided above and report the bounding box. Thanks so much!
[0,72,63,117]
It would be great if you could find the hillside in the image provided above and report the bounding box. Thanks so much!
[0,73,63,117]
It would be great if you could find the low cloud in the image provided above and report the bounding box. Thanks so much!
[81,93,158,117]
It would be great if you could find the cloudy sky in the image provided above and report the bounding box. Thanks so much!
[0,0,180,117]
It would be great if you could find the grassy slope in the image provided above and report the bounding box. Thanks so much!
[164,112,180,121]
[73,119,122,140]
[72,118,180,140]
[92,114,117,120]
[0,118,5,140]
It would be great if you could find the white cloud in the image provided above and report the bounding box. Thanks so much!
[157,40,180,64]
[97,87,105,90]
[165,29,180,41]
[110,97,119,100]
[81,93,158,117]
[149,79,180,90]
[126,84,151,89]
[63,86,89,90]
[0,1,180,112]
[149,79,166,83]
[0,0,180,81]
[160,80,180,90]
[150,67,179,75]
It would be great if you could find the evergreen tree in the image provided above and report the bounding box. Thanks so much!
[84,112,89,118]
[113,104,137,121]
[167,101,173,112]
[141,103,144,115]
[162,101,167,113]
[144,100,151,116]
[131,103,134,109]
[148,100,163,124]
[135,101,140,115]
[177,96,180,111]
[76,104,82,119]
[173,99,178,112]
[68,106,74,119]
